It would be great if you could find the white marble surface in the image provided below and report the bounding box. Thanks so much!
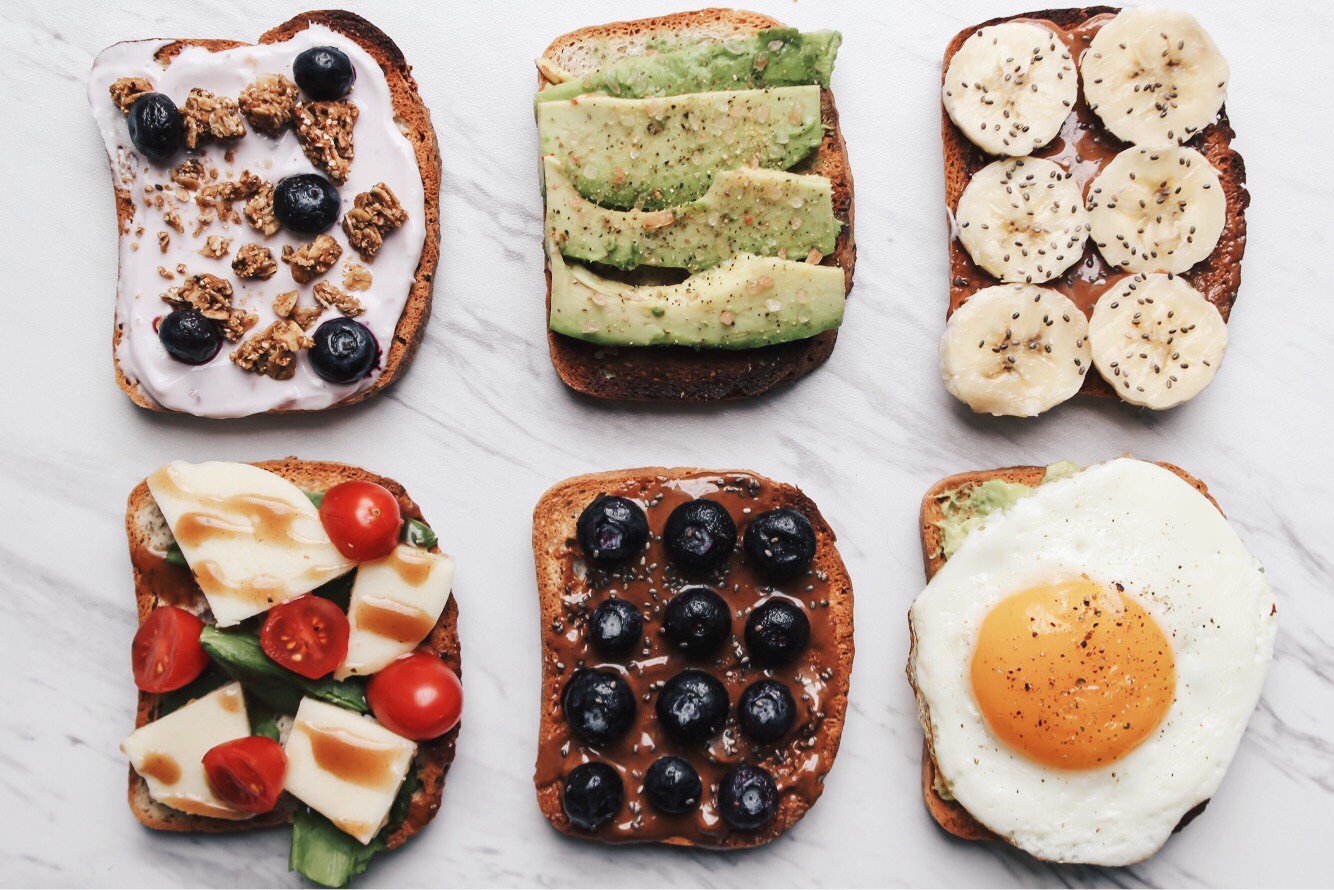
[2,0,1332,886]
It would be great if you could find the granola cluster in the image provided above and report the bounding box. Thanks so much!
[232,243,277,280]
[313,282,365,317]
[342,262,372,291]
[230,319,313,380]
[238,74,299,136]
[273,290,326,330]
[342,183,407,261]
[181,88,247,150]
[282,235,342,284]
[295,101,359,183]
[170,159,206,191]
[199,235,232,259]
[109,77,154,113]
[244,181,280,236]
[162,273,257,342]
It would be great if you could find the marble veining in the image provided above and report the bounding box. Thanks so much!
[0,0,1331,886]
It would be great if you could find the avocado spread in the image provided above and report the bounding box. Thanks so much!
[536,29,842,104]
[935,461,1080,558]
[547,239,844,349]
[537,86,823,211]
[544,156,840,273]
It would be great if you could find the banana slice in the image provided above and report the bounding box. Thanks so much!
[1087,146,1225,274]
[940,283,1091,417]
[943,22,1076,156]
[1081,8,1229,147]
[1089,273,1227,409]
[956,157,1090,284]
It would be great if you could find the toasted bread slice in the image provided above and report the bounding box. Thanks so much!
[941,7,1248,399]
[125,459,459,850]
[531,467,854,847]
[538,9,856,401]
[913,461,1216,845]
[102,11,441,414]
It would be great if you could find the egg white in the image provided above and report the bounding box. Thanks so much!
[908,458,1277,865]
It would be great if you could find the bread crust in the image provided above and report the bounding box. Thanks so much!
[538,9,856,401]
[940,6,1249,400]
[530,467,854,847]
[105,10,441,415]
[124,458,459,851]
[912,460,1218,848]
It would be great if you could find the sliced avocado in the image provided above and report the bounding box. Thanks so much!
[545,156,840,273]
[537,86,823,211]
[547,239,845,349]
[537,29,842,104]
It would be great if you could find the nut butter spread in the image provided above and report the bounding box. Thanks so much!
[535,471,852,846]
[945,13,1246,349]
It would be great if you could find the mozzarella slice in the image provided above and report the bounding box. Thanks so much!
[283,698,416,845]
[120,682,253,821]
[147,461,354,626]
[335,545,455,680]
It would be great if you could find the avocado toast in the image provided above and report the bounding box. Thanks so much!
[536,8,856,401]
[124,459,460,887]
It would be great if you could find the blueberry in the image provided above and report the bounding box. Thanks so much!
[562,762,623,830]
[663,499,736,572]
[158,309,221,365]
[576,495,649,566]
[273,174,341,234]
[293,45,356,100]
[738,680,796,743]
[643,756,702,815]
[744,509,817,578]
[309,317,377,384]
[126,93,184,162]
[562,668,635,746]
[718,764,778,830]
[744,599,811,667]
[662,587,731,657]
[655,669,728,743]
[588,598,642,657]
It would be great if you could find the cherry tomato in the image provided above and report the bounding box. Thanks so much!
[132,606,210,693]
[319,481,403,561]
[367,653,463,740]
[202,736,287,814]
[260,595,350,679]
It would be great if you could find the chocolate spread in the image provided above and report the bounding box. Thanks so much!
[535,472,849,846]
[945,14,1246,339]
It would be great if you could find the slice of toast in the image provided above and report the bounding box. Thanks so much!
[99,11,441,415]
[913,461,1217,845]
[941,7,1248,399]
[538,9,856,402]
[125,459,459,850]
[531,467,854,847]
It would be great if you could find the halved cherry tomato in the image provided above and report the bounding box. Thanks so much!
[202,736,287,814]
[132,606,210,693]
[319,481,403,561]
[260,595,350,679]
[367,653,463,740]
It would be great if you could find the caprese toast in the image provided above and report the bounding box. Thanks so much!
[531,468,853,847]
[122,459,460,887]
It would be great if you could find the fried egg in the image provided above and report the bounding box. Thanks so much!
[908,458,1277,865]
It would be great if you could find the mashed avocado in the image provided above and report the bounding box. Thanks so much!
[935,461,1080,558]
[536,29,842,104]
[544,156,840,273]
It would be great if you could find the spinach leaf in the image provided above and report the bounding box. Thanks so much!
[156,665,228,715]
[305,490,325,509]
[289,807,385,889]
[249,705,283,742]
[163,543,188,567]
[199,627,368,714]
[403,519,437,550]
[312,569,357,612]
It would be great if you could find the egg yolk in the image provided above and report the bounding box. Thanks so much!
[970,576,1176,770]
